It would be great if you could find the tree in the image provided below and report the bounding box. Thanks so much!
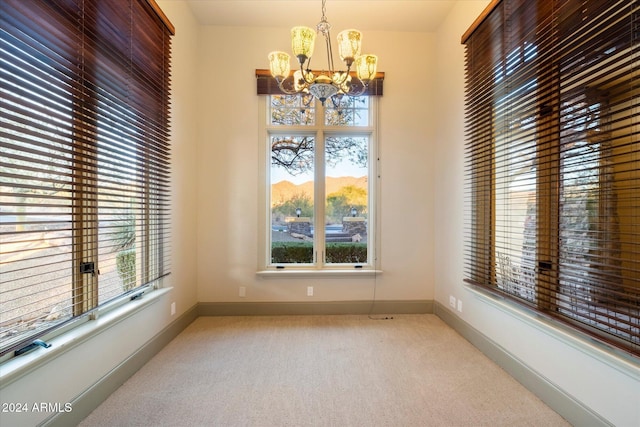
[270,95,368,177]
[272,192,313,225]
[1,122,72,232]
[326,185,367,223]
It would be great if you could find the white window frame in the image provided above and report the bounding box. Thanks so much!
[258,95,381,275]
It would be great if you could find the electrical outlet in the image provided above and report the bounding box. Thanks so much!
[307,286,314,297]
[170,302,176,316]
[239,286,246,297]
[449,295,456,309]
[457,299,463,312]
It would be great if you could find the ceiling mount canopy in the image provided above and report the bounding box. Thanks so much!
[267,0,378,105]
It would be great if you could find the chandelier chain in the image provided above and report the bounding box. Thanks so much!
[317,0,331,36]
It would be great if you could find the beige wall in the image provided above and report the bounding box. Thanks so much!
[163,0,200,315]
[195,26,436,302]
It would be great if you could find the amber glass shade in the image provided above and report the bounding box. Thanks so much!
[336,29,362,63]
[291,26,316,61]
[355,54,378,82]
[268,51,291,79]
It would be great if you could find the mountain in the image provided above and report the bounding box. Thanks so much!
[271,176,367,205]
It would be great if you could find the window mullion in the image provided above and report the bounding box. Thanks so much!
[316,124,326,267]
[72,28,99,315]
[72,146,99,316]
[535,29,561,313]
[141,152,151,284]
[535,102,560,313]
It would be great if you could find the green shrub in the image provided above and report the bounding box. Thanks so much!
[116,248,136,291]
[271,242,367,264]
[271,242,313,263]
[326,243,367,263]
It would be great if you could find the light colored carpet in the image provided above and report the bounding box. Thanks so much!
[80,314,570,426]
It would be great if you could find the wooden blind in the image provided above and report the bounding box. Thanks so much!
[463,0,639,356]
[0,0,173,357]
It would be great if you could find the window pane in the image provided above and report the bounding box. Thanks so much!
[558,96,602,306]
[325,96,369,126]
[325,136,368,264]
[270,135,314,264]
[493,82,538,302]
[0,119,74,352]
[270,94,315,126]
[558,84,640,345]
[0,11,76,350]
[97,131,142,303]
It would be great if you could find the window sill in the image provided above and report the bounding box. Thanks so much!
[257,269,383,278]
[465,283,640,378]
[0,286,172,387]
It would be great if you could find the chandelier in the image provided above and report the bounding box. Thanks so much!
[267,0,378,105]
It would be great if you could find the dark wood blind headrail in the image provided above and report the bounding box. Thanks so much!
[256,69,384,96]
[461,0,501,44]
[462,0,639,357]
[147,0,176,35]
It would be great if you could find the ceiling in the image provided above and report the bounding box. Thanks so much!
[185,0,458,33]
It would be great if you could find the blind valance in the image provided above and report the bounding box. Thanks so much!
[256,69,384,96]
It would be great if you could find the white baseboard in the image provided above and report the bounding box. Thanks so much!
[43,305,198,427]
[197,300,433,316]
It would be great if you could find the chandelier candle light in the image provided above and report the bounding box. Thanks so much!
[268,0,378,105]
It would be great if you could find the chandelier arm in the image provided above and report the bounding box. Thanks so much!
[332,71,350,86]
[276,77,303,95]
[300,66,315,85]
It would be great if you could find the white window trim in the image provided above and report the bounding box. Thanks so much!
[257,96,381,275]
